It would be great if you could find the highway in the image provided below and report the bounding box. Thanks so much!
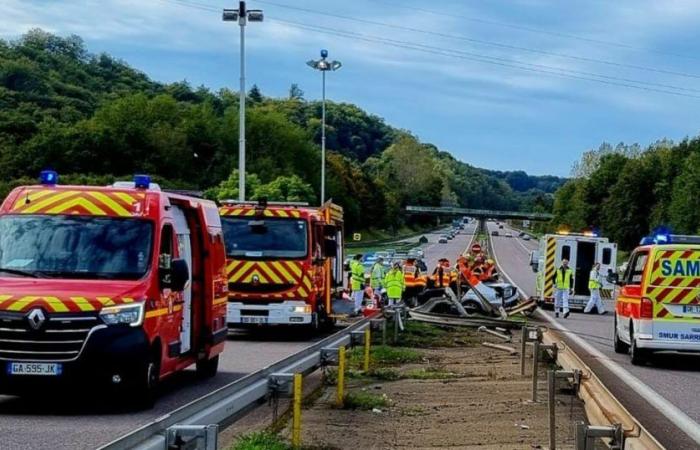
[487,221,700,450]
[0,223,474,450]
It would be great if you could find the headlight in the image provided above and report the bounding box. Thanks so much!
[293,305,312,314]
[100,303,144,327]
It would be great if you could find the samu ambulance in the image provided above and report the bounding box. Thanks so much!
[613,234,700,365]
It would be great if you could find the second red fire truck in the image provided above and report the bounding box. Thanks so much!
[220,200,345,329]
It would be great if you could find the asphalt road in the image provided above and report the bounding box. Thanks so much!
[0,223,476,450]
[487,221,700,450]
[421,222,476,270]
[0,329,332,450]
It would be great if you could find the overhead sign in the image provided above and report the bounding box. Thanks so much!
[353,233,362,241]
[471,243,482,254]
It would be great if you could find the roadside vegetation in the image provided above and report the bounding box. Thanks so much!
[550,140,700,250]
[1,30,562,235]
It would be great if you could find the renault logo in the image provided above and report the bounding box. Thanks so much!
[252,275,260,284]
[27,309,46,331]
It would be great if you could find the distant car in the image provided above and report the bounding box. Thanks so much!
[523,235,531,241]
[438,237,448,244]
[491,231,499,236]
[408,247,425,258]
[446,234,454,240]
[499,225,504,229]
[505,232,513,238]
[518,232,525,237]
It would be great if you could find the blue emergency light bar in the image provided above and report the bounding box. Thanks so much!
[40,170,58,185]
[640,234,700,245]
[134,174,151,189]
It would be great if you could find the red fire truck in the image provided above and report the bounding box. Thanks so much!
[0,172,228,406]
[220,200,345,329]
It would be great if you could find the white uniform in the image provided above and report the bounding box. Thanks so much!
[584,269,605,314]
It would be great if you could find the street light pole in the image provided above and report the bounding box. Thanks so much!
[307,49,342,206]
[223,1,263,202]
[321,68,326,206]
[238,16,246,202]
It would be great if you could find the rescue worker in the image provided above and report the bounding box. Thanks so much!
[584,262,607,315]
[431,258,451,288]
[384,261,405,306]
[402,257,425,305]
[553,259,573,318]
[370,256,386,294]
[350,254,365,315]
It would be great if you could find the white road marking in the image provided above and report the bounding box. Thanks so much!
[489,228,700,445]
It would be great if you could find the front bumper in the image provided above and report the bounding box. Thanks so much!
[0,325,149,395]
[227,301,313,326]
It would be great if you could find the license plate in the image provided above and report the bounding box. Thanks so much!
[683,305,700,314]
[241,316,268,324]
[7,362,62,376]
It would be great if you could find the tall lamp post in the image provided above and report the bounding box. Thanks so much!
[307,49,342,205]
[223,1,263,202]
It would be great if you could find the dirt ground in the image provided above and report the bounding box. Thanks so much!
[286,326,590,450]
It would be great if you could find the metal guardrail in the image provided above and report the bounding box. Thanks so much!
[99,318,372,450]
[405,206,553,221]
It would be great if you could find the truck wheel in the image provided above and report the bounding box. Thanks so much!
[613,315,629,354]
[196,355,219,379]
[629,326,649,366]
[130,356,159,409]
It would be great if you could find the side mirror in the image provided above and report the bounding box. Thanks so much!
[324,238,338,258]
[607,272,621,286]
[169,259,190,292]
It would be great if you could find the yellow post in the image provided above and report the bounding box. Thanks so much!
[292,373,302,448]
[336,346,345,408]
[363,327,371,372]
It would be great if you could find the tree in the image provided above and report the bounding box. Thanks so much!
[288,83,304,100]
[248,84,263,103]
[254,175,315,203]
[602,158,655,249]
[669,152,700,233]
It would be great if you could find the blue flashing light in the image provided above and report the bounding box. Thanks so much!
[40,170,58,185]
[320,49,328,58]
[134,174,151,189]
[655,234,669,243]
[640,237,655,245]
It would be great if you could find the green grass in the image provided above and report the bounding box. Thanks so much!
[231,432,289,450]
[343,391,391,410]
[348,345,422,368]
[404,367,459,380]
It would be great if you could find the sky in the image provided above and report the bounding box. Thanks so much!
[3,0,700,176]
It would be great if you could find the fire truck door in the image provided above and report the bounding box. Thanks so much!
[172,206,193,354]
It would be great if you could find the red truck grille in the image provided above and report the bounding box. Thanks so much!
[0,311,102,362]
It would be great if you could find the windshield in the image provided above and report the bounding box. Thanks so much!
[0,215,153,280]
[222,217,308,258]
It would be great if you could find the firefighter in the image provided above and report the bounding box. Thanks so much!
[402,257,425,305]
[384,261,405,306]
[553,259,573,318]
[370,256,386,294]
[350,254,365,315]
[584,262,607,315]
[482,259,498,281]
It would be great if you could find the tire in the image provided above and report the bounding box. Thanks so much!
[130,355,159,409]
[613,315,629,354]
[629,325,649,366]
[196,355,220,379]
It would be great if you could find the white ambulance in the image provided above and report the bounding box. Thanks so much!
[529,232,617,310]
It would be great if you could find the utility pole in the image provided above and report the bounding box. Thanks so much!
[306,50,342,205]
[223,1,263,201]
